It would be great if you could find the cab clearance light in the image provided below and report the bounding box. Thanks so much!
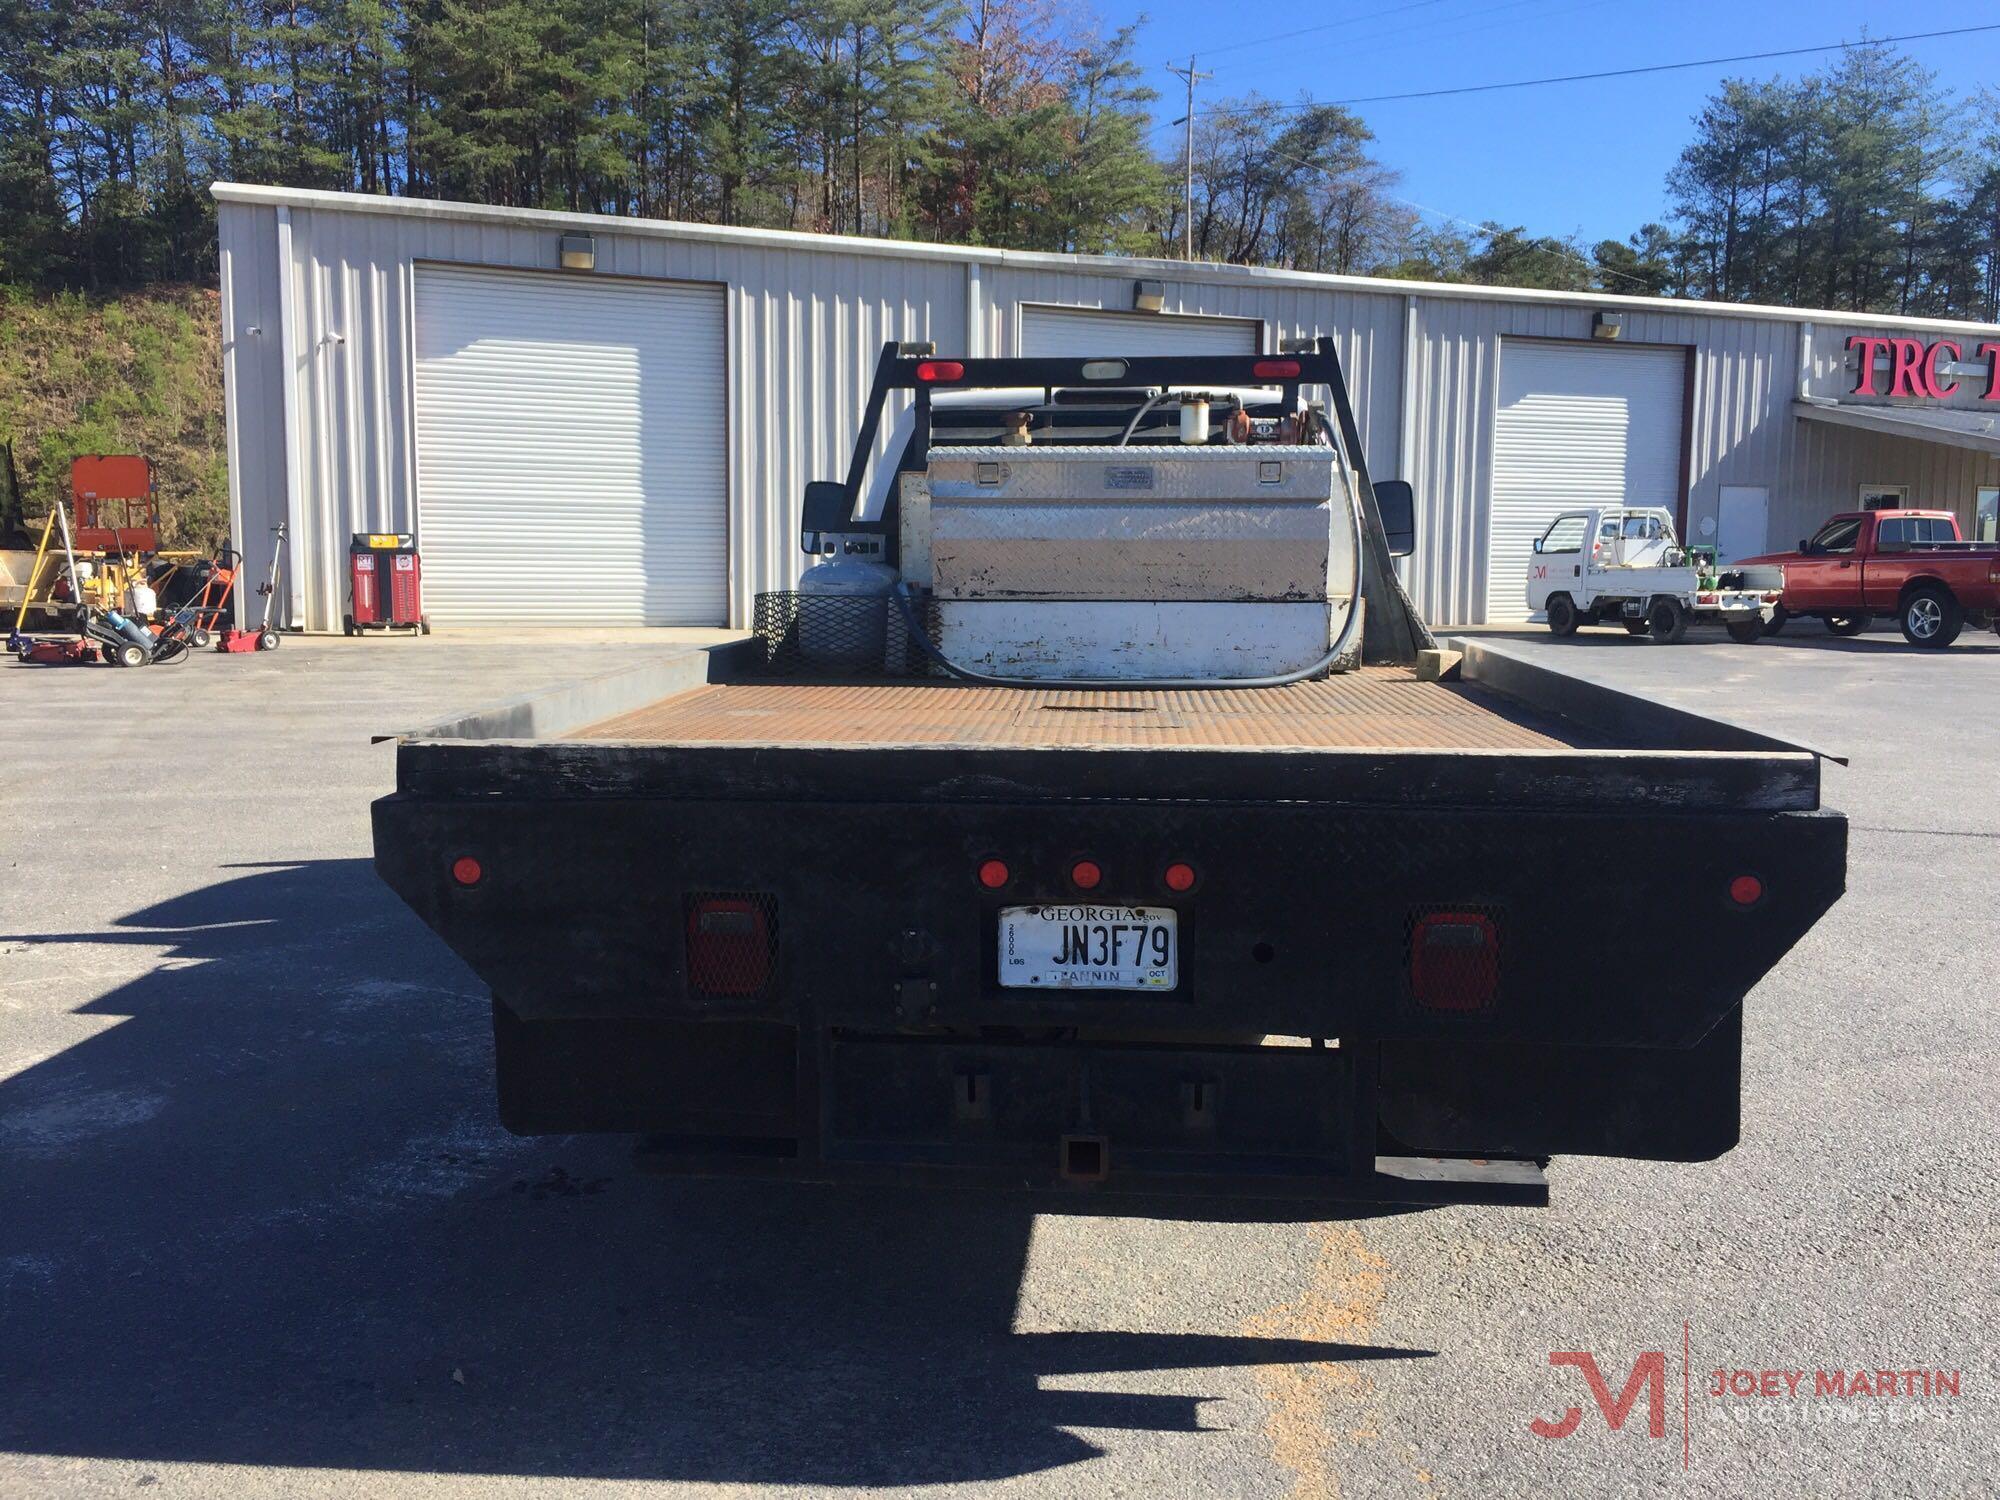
[1252,359,1301,379]
[1729,874,1764,907]
[1164,861,1197,893]
[916,360,964,383]
[1070,860,1103,891]
[977,858,1011,889]
[1409,911,1498,1012]
[1080,360,1128,380]
[451,856,483,887]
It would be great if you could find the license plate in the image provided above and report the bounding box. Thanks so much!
[998,905,1178,991]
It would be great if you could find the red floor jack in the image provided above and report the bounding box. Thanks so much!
[216,523,286,653]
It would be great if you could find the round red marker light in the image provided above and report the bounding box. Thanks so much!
[977,858,1010,889]
[451,856,484,887]
[1164,862,1197,893]
[1070,860,1103,891]
[1729,874,1763,907]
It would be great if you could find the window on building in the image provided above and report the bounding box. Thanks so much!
[1539,516,1586,553]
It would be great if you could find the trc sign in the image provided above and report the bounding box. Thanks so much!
[1846,333,2000,401]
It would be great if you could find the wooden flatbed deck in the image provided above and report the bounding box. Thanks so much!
[566,666,1588,751]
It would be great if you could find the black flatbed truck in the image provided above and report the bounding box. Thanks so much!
[373,345,1845,1208]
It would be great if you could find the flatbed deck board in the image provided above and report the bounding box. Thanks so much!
[565,667,1585,752]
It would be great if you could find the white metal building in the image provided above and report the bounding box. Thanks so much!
[213,182,2000,631]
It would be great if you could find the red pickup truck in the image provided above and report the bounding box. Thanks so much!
[1745,509,2000,647]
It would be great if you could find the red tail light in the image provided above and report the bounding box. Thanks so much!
[1069,859,1102,891]
[916,360,964,383]
[686,896,774,996]
[1252,359,1301,379]
[1410,911,1498,1012]
[450,856,483,887]
[977,858,1011,889]
[1728,874,1764,907]
[1163,861,1197,893]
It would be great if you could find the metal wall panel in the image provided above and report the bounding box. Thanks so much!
[412,266,727,626]
[220,201,965,631]
[1019,305,1258,355]
[216,187,2000,633]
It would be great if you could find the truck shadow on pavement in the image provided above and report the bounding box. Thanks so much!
[0,859,1432,1486]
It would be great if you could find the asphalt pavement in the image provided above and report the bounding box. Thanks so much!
[1,619,1993,1499]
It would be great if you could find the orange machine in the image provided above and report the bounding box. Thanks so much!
[71,455,159,553]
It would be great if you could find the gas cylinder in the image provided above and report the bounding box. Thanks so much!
[796,551,896,671]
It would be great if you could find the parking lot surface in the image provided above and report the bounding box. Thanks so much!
[2,622,1994,1498]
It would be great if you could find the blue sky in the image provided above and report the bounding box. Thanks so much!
[1128,0,2000,247]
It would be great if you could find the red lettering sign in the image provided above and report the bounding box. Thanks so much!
[1849,333,2000,400]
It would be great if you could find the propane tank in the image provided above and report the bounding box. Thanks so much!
[125,581,158,618]
[103,609,153,649]
[796,549,896,670]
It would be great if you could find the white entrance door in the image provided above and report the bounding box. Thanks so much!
[1716,485,1770,563]
[1020,305,1260,357]
[1486,339,1686,622]
[413,265,728,627]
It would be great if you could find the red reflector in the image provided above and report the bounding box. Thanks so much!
[916,360,964,383]
[1070,860,1102,891]
[978,858,1010,889]
[1409,911,1498,1012]
[1164,861,1197,893]
[686,897,773,996]
[1252,359,1301,378]
[1729,874,1764,907]
[450,856,483,887]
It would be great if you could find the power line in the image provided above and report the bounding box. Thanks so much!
[1176,0,1451,68]
[1274,22,2000,108]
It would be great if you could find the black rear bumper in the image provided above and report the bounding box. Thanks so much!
[374,751,1844,1205]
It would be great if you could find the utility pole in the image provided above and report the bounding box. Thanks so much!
[1165,54,1211,260]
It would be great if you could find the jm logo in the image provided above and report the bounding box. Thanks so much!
[1531,1351,1668,1440]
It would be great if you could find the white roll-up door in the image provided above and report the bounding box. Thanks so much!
[1486,339,1685,622]
[1021,305,1260,357]
[413,265,728,626]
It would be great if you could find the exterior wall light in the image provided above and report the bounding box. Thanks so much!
[1593,311,1624,340]
[559,234,596,271]
[1133,279,1166,313]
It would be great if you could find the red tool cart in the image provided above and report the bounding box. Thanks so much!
[344,532,428,636]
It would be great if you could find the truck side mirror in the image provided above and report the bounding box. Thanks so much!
[1797,539,1810,553]
[800,480,852,555]
[1372,480,1416,557]
[1532,537,1543,554]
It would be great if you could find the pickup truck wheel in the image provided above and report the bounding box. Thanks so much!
[1724,617,1764,644]
[1621,618,1650,636]
[1544,594,1578,636]
[1760,604,1789,636]
[1899,585,1961,647]
[1646,598,1688,643]
[1824,613,1867,637]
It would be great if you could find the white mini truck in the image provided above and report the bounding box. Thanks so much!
[1526,506,1783,643]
